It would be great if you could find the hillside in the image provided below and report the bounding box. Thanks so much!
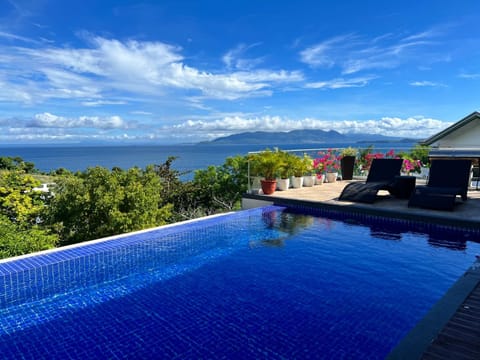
[207,130,417,145]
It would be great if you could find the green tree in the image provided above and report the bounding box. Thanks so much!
[0,215,58,259]
[410,145,431,166]
[0,171,45,224]
[0,156,36,173]
[47,166,172,245]
[192,155,249,214]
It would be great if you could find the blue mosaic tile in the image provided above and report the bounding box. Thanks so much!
[0,205,479,359]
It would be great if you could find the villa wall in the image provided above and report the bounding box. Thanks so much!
[429,119,480,149]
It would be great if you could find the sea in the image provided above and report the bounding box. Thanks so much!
[0,142,416,180]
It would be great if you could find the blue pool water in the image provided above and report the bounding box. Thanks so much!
[1,206,479,359]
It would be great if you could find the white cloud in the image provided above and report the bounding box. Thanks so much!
[409,81,446,87]
[168,115,450,139]
[29,112,129,129]
[0,111,451,143]
[1,35,303,105]
[222,43,264,70]
[130,110,152,115]
[459,73,480,79]
[299,34,355,68]
[0,31,39,44]
[300,29,441,74]
[81,100,127,107]
[234,70,304,83]
[305,76,375,89]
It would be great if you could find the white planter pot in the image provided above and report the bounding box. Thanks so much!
[315,174,325,185]
[291,176,304,188]
[276,178,290,191]
[303,175,316,187]
[251,176,263,190]
[325,172,338,183]
[420,166,430,179]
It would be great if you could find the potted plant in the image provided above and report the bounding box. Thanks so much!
[340,147,357,180]
[401,157,422,176]
[256,149,283,195]
[317,149,340,183]
[312,157,325,184]
[247,153,262,193]
[409,144,431,179]
[301,155,316,187]
[291,154,312,188]
[276,151,294,191]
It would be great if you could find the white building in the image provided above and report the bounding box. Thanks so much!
[421,111,480,159]
[421,111,480,188]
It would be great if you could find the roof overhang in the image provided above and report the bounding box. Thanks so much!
[421,111,480,146]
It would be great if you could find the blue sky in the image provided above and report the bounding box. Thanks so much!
[1,0,479,144]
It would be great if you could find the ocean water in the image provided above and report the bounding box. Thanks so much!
[0,142,415,178]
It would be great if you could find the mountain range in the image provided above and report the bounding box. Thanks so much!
[206,130,419,145]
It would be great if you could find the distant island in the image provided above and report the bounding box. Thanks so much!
[203,129,420,145]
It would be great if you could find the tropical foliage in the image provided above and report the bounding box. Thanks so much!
[314,149,340,173]
[0,145,430,259]
[47,166,172,245]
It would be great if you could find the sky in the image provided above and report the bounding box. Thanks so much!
[1,0,480,144]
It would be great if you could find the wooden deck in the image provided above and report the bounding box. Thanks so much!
[422,283,480,360]
[242,179,480,359]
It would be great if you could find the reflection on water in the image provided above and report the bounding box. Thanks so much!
[428,233,467,250]
[370,223,470,250]
[252,210,315,248]
[264,207,479,251]
[369,225,403,241]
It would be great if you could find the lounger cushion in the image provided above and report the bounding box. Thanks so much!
[338,158,403,203]
[339,181,393,204]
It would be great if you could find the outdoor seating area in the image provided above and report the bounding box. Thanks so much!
[242,177,480,226]
[246,145,479,215]
[408,159,472,211]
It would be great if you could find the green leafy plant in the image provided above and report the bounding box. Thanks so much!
[277,151,296,179]
[291,154,313,177]
[254,149,284,180]
[409,145,431,167]
[340,147,357,157]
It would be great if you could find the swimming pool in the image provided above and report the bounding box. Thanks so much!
[1,206,479,359]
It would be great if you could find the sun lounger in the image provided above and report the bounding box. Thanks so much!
[338,158,404,203]
[408,159,472,211]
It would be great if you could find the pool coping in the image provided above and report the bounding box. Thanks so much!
[0,210,235,270]
[243,193,480,230]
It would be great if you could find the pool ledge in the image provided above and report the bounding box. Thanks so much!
[0,210,236,267]
[242,192,480,230]
[387,259,480,359]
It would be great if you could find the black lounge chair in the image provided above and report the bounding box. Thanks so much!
[408,159,472,211]
[338,158,403,203]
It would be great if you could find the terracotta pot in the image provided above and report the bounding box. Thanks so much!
[261,179,277,195]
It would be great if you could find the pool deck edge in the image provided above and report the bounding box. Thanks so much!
[242,193,480,229]
[387,260,480,360]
